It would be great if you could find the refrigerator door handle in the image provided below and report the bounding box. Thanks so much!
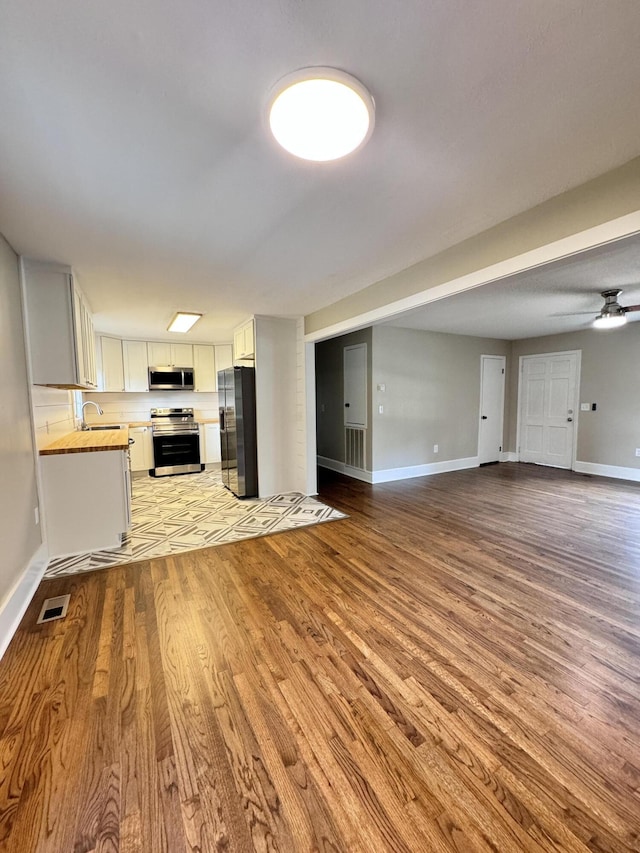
[219,409,225,431]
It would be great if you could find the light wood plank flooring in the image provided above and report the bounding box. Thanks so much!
[0,463,639,852]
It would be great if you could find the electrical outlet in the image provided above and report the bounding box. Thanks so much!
[378,405,384,414]
[34,506,39,525]
[635,448,640,457]
[433,444,439,453]
[580,403,590,412]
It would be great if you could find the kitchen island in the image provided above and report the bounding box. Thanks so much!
[40,428,131,558]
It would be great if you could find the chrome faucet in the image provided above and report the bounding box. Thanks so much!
[81,400,104,430]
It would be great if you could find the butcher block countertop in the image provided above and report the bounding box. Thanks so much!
[40,428,130,455]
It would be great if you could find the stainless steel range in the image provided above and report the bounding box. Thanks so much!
[150,407,204,477]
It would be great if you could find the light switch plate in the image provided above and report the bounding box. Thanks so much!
[580,403,590,411]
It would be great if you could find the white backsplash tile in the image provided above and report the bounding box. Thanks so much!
[82,391,219,423]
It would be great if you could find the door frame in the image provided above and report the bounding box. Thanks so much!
[515,349,582,470]
[478,354,506,464]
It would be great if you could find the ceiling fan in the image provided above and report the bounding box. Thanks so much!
[592,289,640,329]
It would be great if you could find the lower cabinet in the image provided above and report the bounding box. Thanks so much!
[129,426,153,472]
[200,423,221,465]
[41,450,131,557]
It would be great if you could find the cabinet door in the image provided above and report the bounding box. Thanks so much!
[171,343,193,367]
[205,423,221,463]
[123,341,149,392]
[215,344,233,372]
[82,300,98,388]
[193,345,216,392]
[129,427,152,471]
[243,320,255,358]
[233,327,245,361]
[100,337,125,391]
[147,341,171,367]
[72,288,86,385]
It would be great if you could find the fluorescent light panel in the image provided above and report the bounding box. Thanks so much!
[167,312,202,333]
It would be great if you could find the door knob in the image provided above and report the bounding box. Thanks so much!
[481,415,488,420]
[567,417,573,422]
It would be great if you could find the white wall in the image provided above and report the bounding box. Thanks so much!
[31,386,76,448]
[82,390,219,423]
[372,326,511,472]
[0,233,43,644]
[255,316,300,497]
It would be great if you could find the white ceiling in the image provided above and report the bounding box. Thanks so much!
[383,235,640,339]
[1,1,640,342]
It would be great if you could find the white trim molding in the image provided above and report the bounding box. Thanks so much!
[500,451,520,462]
[573,461,640,483]
[0,543,48,662]
[317,456,374,483]
[318,454,480,484]
[372,456,479,483]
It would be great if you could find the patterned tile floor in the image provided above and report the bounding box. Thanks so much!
[45,469,346,578]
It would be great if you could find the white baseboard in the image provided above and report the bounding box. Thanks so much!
[317,456,374,483]
[0,542,48,662]
[500,451,519,462]
[573,460,640,482]
[372,456,479,483]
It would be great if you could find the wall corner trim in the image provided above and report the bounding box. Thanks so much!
[573,461,640,483]
[500,452,520,463]
[0,543,48,662]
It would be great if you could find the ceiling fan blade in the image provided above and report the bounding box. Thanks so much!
[624,304,640,313]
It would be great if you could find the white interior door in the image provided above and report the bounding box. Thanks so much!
[344,343,367,427]
[478,355,506,464]
[519,352,579,468]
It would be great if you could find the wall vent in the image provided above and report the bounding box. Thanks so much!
[345,427,365,470]
[37,594,71,624]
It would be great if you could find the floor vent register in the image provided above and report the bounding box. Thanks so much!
[37,594,71,624]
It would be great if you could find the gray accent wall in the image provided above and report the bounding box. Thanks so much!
[315,328,373,470]
[372,327,510,471]
[0,233,41,609]
[508,325,640,469]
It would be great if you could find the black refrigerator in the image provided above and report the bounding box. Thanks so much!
[217,366,258,498]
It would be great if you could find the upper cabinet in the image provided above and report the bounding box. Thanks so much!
[215,344,233,372]
[193,345,216,392]
[123,341,149,392]
[95,335,231,393]
[99,336,125,392]
[233,318,255,363]
[22,260,98,390]
[147,341,193,367]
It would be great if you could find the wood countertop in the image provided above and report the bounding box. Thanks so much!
[40,428,130,455]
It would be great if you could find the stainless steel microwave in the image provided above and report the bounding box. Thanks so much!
[148,366,195,391]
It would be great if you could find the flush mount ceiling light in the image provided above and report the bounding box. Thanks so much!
[167,312,203,333]
[592,290,628,330]
[268,68,375,162]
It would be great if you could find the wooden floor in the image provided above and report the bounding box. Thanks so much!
[1,463,639,852]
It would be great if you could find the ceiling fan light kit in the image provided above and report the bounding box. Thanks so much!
[593,289,629,330]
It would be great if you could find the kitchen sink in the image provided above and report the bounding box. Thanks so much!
[85,425,123,430]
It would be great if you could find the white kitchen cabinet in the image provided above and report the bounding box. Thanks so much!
[147,341,171,366]
[200,422,221,464]
[123,340,149,392]
[171,343,194,366]
[22,260,98,389]
[99,336,125,391]
[41,449,130,557]
[129,426,153,472]
[147,341,193,367]
[233,319,255,362]
[215,344,233,372]
[193,345,216,392]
